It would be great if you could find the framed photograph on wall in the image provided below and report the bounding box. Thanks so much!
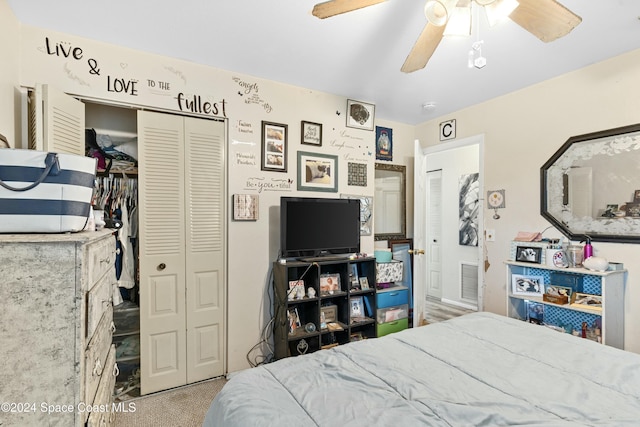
[232,194,259,221]
[346,99,375,131]
[515,246,542,263]
[301,120,322,146]
[261,121,288,172]
[512,274,544,297]
[297,151,338,192]
[375,126,393,161]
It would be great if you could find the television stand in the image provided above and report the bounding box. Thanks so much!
[298,255,351,263]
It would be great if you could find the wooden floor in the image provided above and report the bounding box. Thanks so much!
[424,297,475,324]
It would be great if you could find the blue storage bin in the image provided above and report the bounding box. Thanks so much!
[378,286,409,308]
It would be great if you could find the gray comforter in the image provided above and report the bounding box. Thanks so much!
[204,312,640,426]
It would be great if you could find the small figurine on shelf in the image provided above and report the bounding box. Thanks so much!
[307,287,316,298]
[581,321,587,338]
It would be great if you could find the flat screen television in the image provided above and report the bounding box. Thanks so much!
[280,196,360,259]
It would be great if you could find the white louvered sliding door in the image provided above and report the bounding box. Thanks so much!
[28,84,85,155]
[138,111,226,395]
[184,117,225,384]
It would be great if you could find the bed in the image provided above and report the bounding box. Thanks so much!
[203,312,640,426]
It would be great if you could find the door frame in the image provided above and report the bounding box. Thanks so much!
[413,135,485,326]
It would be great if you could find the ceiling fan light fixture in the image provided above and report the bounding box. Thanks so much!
[444,5,471,36]
[424,0,458,26]
[474,0,497,5]
[484,0,519,27]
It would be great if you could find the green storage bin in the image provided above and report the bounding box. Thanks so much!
[377,318,408,337]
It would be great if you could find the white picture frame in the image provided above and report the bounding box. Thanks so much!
[512,274,544,296]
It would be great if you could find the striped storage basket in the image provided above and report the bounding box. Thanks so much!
[0,149,96,233]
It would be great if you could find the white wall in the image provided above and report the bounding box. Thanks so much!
[12,21,414,373]
[415,48,640,354]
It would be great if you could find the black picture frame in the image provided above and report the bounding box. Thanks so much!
[515,246,542,263]
[261,121,288,172]
[301,120,322,146]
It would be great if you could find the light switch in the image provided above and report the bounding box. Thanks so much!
[486,229,496,242]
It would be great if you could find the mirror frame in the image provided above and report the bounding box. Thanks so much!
[374,163,406,241]
[541,123,640,243]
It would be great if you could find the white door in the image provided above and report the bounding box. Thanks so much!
[414,137,484,325]
[138,111,187,395]
[139,111,226,394]
[426,170,442,299]
[184,117,226,383]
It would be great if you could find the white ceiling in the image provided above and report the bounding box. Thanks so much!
[7,0,640,125]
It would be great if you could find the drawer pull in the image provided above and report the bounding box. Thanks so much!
[93,358,103,377]
[113,362,120,378]
[157,263,166,271]
[389,292,399,296]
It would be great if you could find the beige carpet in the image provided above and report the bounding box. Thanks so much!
[114,377,227,427]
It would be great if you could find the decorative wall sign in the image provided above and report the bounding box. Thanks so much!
[341,194,373,236]
[375,126,393,161]
[347,162,367,186]
[440,119,456,141]
[301,121,322,146]
[297,151,338,192]
[261,121,288,172]
[233,194,259,221]
[459,173,480,246]
[346,99,375,131]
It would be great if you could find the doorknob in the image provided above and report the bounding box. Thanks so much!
[409,249,425,255]
[157,263,166,271]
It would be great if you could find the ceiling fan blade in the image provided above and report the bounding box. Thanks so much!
[312,0,387,19]
[509,0,582,43]
[401,23,446,73]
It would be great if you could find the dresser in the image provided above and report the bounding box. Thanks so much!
[0,230,118,426]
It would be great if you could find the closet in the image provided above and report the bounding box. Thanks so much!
[28,84,227,397]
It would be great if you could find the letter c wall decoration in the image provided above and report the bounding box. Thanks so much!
[439,119,456,141]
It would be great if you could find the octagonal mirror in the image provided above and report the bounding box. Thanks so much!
[541,123,640,243]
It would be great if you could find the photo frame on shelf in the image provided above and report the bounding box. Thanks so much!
[297,151,338,192]
[301,121,322,146]
[349,264,359,289]
[261,121,288,172]
[512,274,544,296]
[346,99,375,131]
[527,301,544,325]
[515,246,542,263]
[571,293,603,310]
[350,296,365,318]
[287,308,301,334]
[319,273,341,296]
[232,194,259,221]
[359,277,370,290]
[543,284,572,305]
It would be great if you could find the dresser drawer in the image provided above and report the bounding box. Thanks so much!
[377,304,408,324]
[377,286,409,308]
[85,307,114,409]
[87,234,116,288]
[87,345,117,427]
[87,267,115,340]
[377,318,409,337]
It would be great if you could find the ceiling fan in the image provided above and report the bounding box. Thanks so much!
[311,0,582,73]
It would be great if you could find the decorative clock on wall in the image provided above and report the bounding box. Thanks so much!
[487,190,505,219]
